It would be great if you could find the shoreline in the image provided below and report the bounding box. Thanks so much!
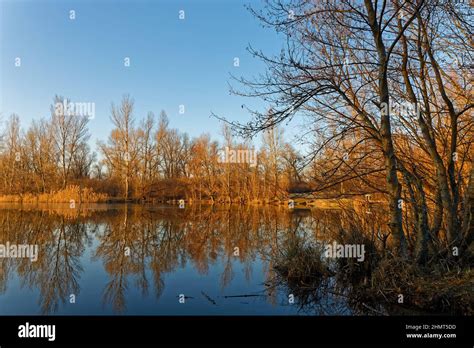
[0,196,376,209]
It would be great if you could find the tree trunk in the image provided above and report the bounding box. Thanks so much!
[365,0,407,256]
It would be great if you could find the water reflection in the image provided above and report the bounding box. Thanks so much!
[0,204,381,315]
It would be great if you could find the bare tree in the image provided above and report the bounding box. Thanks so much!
[99,95,139,199]
[51,96,90,189]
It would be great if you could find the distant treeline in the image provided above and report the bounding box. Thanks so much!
[0,95,315,203]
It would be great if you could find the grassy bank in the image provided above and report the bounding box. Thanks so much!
[0,185,108,203]
[270,223,474,315]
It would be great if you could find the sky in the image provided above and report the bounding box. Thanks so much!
[0,0,292,149]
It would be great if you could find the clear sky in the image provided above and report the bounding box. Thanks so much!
[0,0,289,148]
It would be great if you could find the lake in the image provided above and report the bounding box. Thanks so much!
[0,203,377,315]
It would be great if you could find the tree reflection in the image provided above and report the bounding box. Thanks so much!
[0,208,89,313]
[0,204,369,314]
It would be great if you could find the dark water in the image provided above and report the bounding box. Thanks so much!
[0,204,363,315]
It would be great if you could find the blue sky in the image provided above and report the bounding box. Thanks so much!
[0,0,290,148]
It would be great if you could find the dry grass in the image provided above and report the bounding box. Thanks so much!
[271,216,473,315]
[0,185,108,203]
[369,257,474,315]
[273,240,333,286]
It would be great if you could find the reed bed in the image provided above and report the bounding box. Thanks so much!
[0,185,108,203]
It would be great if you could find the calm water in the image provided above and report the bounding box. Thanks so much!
[0,204,363,315]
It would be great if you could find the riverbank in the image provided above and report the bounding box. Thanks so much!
[0,187,385,209]
[272,238,474,315]
[0,186,108,203]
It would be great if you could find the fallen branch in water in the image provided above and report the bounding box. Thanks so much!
[222,294,266,298]
[201,291,217,305]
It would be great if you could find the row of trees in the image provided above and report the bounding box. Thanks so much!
[0,96,94,197]
[0,95,304,203]
[98,95,305,202]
